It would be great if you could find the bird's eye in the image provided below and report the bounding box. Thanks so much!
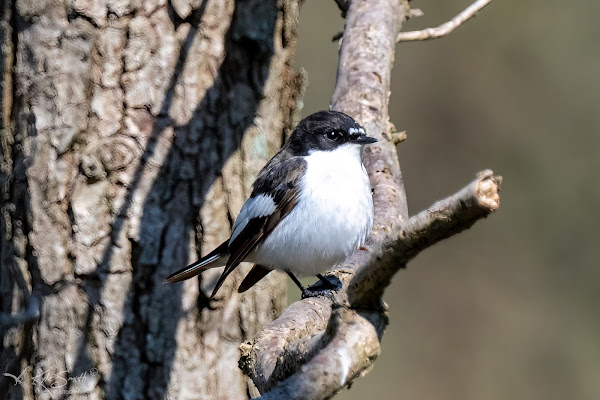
[327,131,340,140]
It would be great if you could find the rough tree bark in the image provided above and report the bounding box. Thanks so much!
[1,0,499,398]
[1,0,303,399]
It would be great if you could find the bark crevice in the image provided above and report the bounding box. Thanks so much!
[2,0,302,399]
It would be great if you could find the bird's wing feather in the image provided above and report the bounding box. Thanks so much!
[238,265,272,293]
[210,156,306,297]
[164,241,229,283]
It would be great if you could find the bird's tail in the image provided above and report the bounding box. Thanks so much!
[164,241,229,283]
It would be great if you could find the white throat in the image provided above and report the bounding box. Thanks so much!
[306,143,364,168]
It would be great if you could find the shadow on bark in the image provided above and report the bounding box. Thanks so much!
[1,111,39,399]
[67,1,278,398]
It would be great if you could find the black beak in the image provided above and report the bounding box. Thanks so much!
[353,135,378,144]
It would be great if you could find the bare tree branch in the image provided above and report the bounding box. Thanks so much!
[241,0,500,397]
[399,170,501,259]
[397,0,494,42]
[251,309,386,400]
[239,297,334,393]
[346,170,501,307]
[242,171,501,397]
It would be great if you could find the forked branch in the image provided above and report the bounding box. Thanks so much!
[397,0,494,42]
[242,171,501,398]
[242,0,500,398]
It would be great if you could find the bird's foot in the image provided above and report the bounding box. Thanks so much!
[316,274,341,290]
[300,274,342,299]
[301,288,336,299]
[286,270,342,299]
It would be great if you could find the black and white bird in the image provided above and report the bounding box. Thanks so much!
[165,110,377,297]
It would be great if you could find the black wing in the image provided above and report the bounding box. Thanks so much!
[238,265,272,293]
[209,155,306,297]
[164,241,228,283]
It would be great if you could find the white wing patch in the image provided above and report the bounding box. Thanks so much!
[230,194,277,244]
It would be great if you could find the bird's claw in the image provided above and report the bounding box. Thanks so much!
[301,287,337,299]
[301,275,342,298]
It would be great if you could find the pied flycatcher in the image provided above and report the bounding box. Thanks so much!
[165,110,377,297]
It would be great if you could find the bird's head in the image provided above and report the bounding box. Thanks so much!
[287,110,377,155]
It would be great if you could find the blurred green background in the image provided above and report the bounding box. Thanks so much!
[293,1,600,399]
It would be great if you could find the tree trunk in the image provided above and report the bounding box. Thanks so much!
[1,0,303,398]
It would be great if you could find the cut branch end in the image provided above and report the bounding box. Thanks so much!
[476,170,502,210]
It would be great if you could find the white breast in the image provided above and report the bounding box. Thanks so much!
[252,144,374,275]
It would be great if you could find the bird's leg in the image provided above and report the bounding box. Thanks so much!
[286,270,339,299]
[285,270,310,298]
[316,274,337,290]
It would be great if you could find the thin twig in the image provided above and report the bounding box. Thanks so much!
[397,0,493,42]
[407,8,424,19]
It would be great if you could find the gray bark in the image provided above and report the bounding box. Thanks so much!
[1,0,303,399]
